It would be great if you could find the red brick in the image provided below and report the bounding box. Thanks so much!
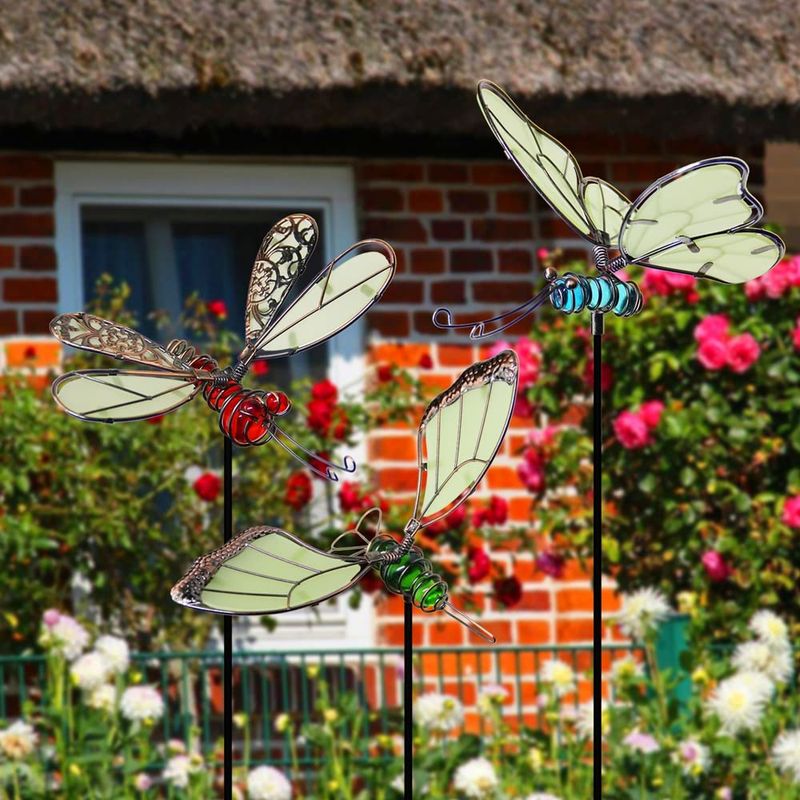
[438,344,474,366]
[429,620,466,645]
[376,467,419,492]
[498,248,533,273]
[363,217,426,243]
[369,342,430,367]
[381,279,423,304]
[517,620,550,644]
[538,217,573,239]
[472,219,532,242]
[473,280,531,302]
[0,156,53,180]
[611,161,677,182]
[431,280,465,305]
[408,189,443,213]
[368,435,417,461]
[413,312,447,336]
[471,163,525,185]
[19,245,56,271]
[517,590,551,611]
[431,220,464,241]
[0,310,17,334]
[448,190,489,213]
[410,248,445,274]
[4,277,57,303]
[0,185,14,207]
[360,162,424,182]
[22,310,54,334]
[496,190,531,213]
[509,497,532,521]
[487,466,524,490]
[556,619,594,643]
[0,213,54,238]
[0,244,13,268]
[368,311,410,338]
[428,163,469,183]
[623,134,663,155]
[19,185,55,207]
[5,340,61,368]
[360,188,404,212]
[450,249,492,273]
[567,134,623,156]
[381,622,424,646]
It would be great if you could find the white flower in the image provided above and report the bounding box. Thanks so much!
[540,660,576,697]
[133,773,153,791]
[71,651,112,691]
[732,641,793,684]
[453,757,498,799]
[120,685,164,723]
[163,755,197,789]
[623,730,659,754]
[616,588,671,640]
[95,635,130,674]
[673,738,710,777]
[575,701,595,740]
[707,672,771,735]
[477,684,509,714]
[773,729,800,783]
[611,656,644,684]
[0,720,38,760]
[40,614,89,660]
[749,610,789,648]
[87,683,116,713]
[414,693,464,733]
[184,465,204,484]
[247,765,292,800]
[525,795,562,800]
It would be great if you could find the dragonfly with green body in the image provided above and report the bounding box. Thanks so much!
[171,350,520,642]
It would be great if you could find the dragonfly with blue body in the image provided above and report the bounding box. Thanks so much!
[171,350,519,643]
[434,81,785,337]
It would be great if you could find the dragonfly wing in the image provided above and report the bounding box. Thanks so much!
[245,214,319,342]
[413,350,519,527]
[171,527,369,615]
[619,157,785,282]
[50,313,192,371]
[582,178,631,249]
[52,370,200,422]
[246,239,396,360]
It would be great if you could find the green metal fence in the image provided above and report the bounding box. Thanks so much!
[0,644,639,770]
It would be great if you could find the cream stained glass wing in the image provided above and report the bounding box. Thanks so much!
[414,350,519,526]
[50,313,193,371]
[582,178,631,248]
[244,214,319,342]
[245,240,395,360]
[619,157,785,282]
[52,370,200,422]
[477,80,624,246]
[171,528,368,615]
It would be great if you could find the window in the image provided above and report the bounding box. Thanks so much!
[54,160,375,648]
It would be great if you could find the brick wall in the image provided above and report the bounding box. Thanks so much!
[0,138,762,716]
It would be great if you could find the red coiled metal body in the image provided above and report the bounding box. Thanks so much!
[191,355,290,447]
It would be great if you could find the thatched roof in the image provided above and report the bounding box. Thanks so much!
[0,0,798,144]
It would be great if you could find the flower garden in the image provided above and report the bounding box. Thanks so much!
[2,250,800,798]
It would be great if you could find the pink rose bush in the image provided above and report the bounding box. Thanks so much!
[694,313,761,373]
[782,496,800,529]
[613,400,663,450]
[745,255,800,301]
[489,337,542,417]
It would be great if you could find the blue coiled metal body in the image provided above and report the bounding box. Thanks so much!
[550,272,644,317]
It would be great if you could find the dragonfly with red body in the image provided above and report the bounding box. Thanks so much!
[50,213,396,480]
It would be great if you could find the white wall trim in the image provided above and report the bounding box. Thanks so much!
[54,159,375,649]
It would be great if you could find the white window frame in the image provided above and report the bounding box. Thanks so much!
[54,159,375,649]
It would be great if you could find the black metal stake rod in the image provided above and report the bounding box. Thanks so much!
[223,438,234,800]
[592,310,604,800]
[404,597,413,798]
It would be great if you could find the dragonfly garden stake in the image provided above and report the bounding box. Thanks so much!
[50,212,396,800]
[50,213,396,480]
[434,80,786,800]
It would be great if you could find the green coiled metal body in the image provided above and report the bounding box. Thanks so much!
[371,539,448,612]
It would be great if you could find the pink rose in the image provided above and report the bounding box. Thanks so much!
[782,496,800,529]
[694,314,730,343]
[613,410,651,450]
[517,450,546,493]
[745,277,766,301]
[528,425,559,448]
[536,247,550,262]
[43,609,61,627]
[792,318,800,352]
[701,550,732,582]
[726,333,760,373]
[639,400,664,430]
[697,337,728,370]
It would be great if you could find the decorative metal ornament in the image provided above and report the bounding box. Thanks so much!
[433,80,785,336]
[50,213,397,480]
[172,350,520,643]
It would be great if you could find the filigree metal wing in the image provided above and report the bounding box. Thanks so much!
[52,369,202,423]
[619,157,785,283]
[412,350,519,527]
[244,239,395,360]
[171,527,370,615]
[50,313,194,372]
[244,214,319,343]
